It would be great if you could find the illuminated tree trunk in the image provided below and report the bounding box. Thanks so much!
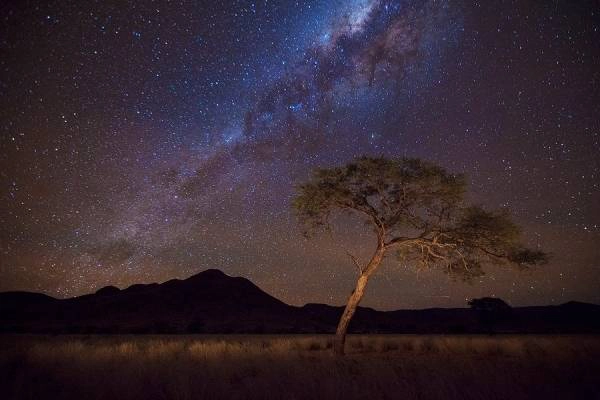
[333,244,385,355]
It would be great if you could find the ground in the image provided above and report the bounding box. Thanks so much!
[1,335,599,400]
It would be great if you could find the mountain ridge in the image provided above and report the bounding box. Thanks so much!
[1,269,599,334]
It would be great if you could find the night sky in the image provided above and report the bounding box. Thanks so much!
[1,0,599,310]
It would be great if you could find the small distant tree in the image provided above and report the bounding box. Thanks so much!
[468,297,512,333]
[468,297,511,312]
[293,157,547,355]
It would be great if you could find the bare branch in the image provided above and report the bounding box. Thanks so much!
[454,248,469,271]
[346,251,363,275]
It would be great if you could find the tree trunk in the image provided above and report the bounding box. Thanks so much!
[333,245,385,355]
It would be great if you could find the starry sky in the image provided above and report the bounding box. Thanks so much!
[1,0,599,310]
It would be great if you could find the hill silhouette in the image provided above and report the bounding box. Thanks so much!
[1,269,599,334]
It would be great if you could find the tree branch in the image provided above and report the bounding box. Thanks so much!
[384,232,429,247]
[335,201,386,242]
[346,251,363,275]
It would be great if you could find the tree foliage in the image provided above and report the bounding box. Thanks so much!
[293,156,547,281]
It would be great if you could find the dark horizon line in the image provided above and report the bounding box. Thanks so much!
[1,268,597,312]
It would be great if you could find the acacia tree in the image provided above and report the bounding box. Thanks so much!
[293,157,546,355]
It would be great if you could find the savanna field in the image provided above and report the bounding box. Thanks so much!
[1,335,599,400]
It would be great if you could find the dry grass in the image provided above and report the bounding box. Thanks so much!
[1,334,599,400]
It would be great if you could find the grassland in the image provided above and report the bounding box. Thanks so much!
[1,334,599,400]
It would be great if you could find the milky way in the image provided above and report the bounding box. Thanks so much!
[1,1,599,309]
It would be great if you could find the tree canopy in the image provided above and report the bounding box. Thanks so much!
[294,156,547,281]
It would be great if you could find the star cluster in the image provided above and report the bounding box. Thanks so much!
[1,0,599,309]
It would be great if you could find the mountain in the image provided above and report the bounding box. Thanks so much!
[1,269,599,334]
